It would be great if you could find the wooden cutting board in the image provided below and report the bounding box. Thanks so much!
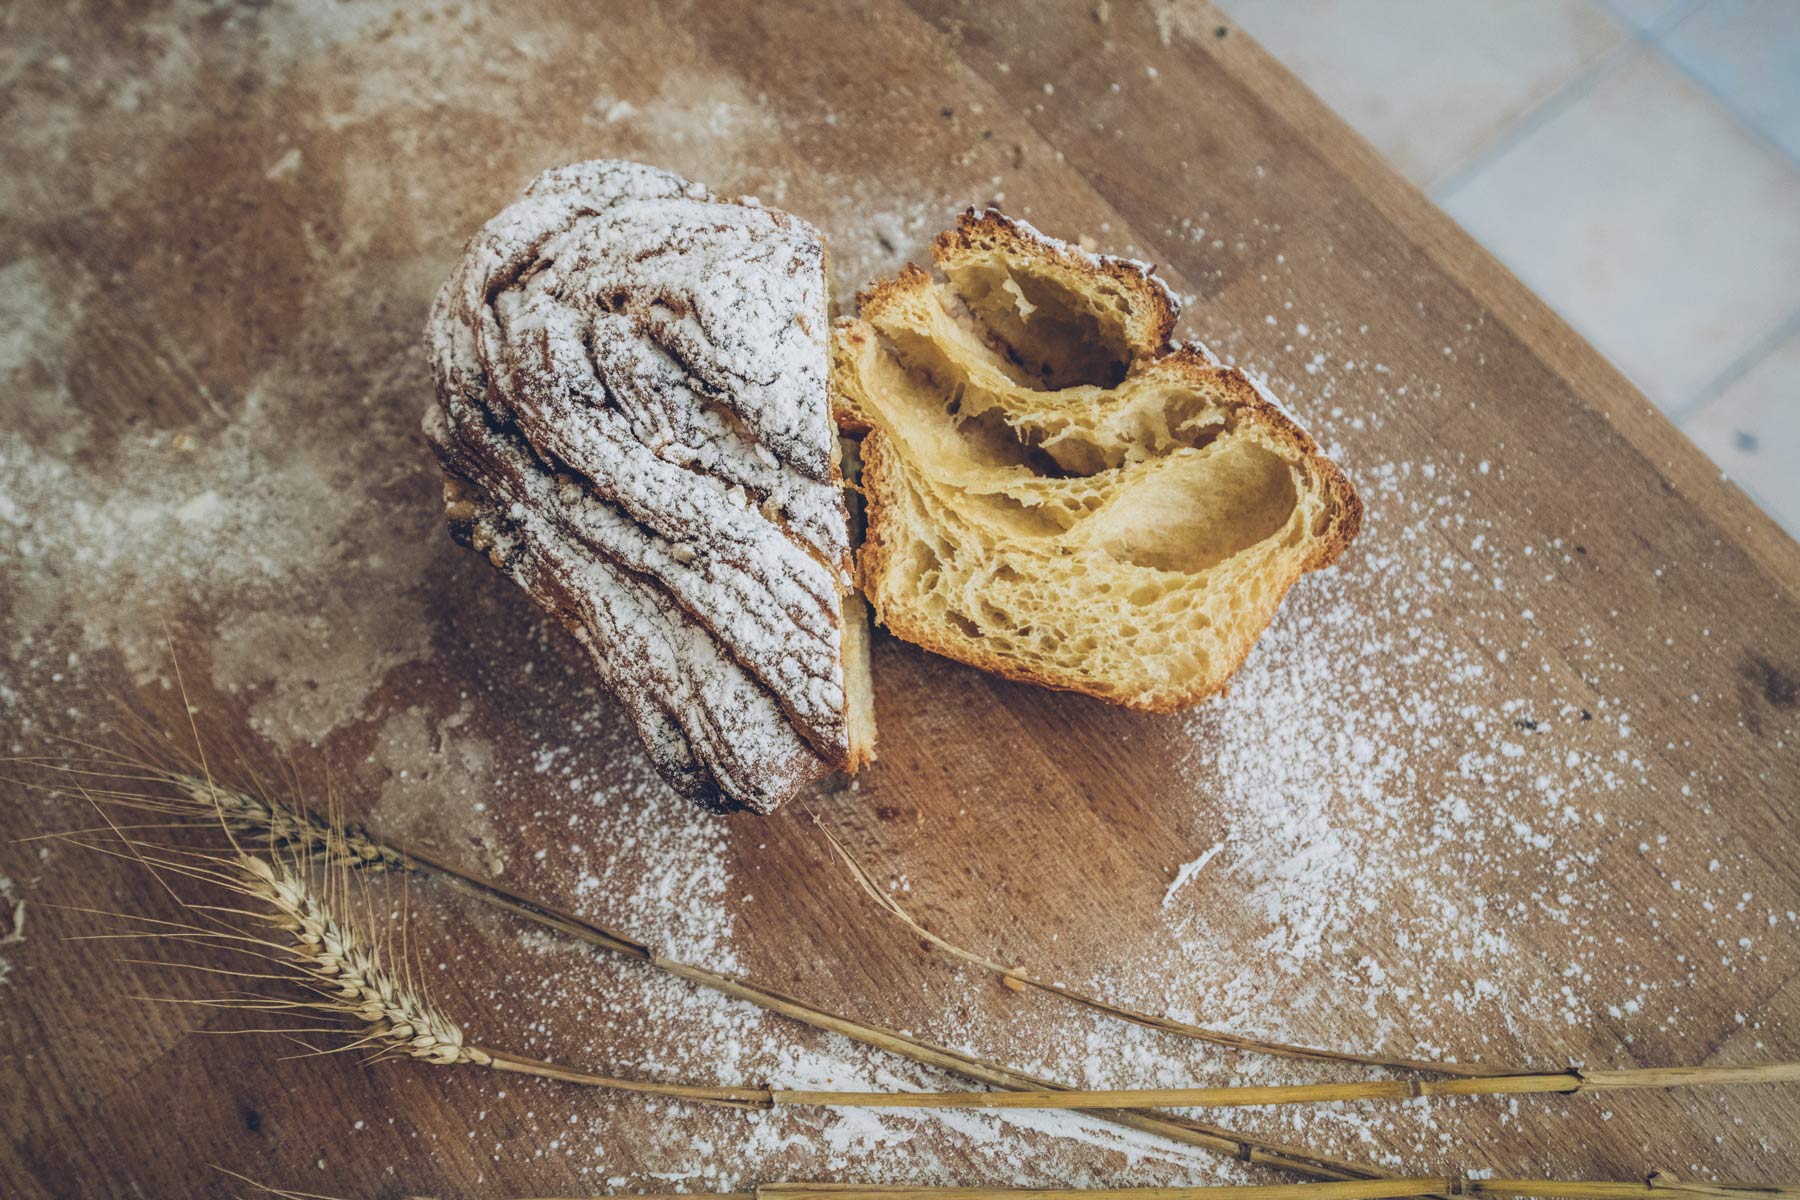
[4,2,1798,1197]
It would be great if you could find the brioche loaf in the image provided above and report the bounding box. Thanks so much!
[426,160,873,813]
[831,211,1361,711]
[426,166,1357,806]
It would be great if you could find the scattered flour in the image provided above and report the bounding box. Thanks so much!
[1163,843,1226,909]
[440,801,1261,1188]
[0,359,439,741]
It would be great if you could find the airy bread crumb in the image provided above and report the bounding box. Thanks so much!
[831,210,1362,711]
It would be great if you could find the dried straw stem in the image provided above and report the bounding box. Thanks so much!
[55,762,1800,1184]
[477,1061,1800,1113]
[496,1182,1800,1200]
[479,1047,768,1109]
[766,1061,1800,1109]
[813,819,1514,1079]
[38,760,1410,1187]
[217,1174,1800,1200]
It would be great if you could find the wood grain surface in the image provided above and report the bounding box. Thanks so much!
[2,2,1797,1198]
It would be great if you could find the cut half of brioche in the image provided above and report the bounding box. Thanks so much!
[428,159,873,813]
[831,210,1362,712]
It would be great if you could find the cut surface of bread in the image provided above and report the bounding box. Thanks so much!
[832,210,1362,712]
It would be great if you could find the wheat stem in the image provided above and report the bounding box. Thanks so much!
[49,761,1800,1189]
[212,1176,1800,1200]
[811,818,1518,1078]
[215,1177,1800,1200]
[37,760,1415,1186]
[481,1048,771,1109]
[767,1062,1800,1109]
[500,1182,1800,1200]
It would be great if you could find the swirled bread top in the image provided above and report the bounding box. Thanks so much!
[427,160,863,813]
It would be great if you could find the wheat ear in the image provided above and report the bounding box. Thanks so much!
[148,848,1800,1119]
[77,830,777,1109]
[43,758,1800,1191]
[28,755,1408,1186]
[64,823,491,1071]
[228,851,481,1066]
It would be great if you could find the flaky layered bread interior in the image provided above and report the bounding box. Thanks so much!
[832,211,1362,712]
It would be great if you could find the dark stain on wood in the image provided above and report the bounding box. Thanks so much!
[1745,654,1799,709]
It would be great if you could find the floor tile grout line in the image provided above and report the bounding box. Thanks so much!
[1670,302,1800,421]
[1419,0,1800,426]
[1730,480,1796,539]
[1424,49,1614,196]
[1651,31,1800,176]
[1225,0,1794,523]
[1433,0,1800,202]
[1429,33,1642,202]
[1429,0,1696,198]
[1409,0,1673,195]
[1601,0,1706,39]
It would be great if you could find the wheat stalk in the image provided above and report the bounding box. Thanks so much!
[531,1182,1800,1200]
[684,1184,1800,1200]
[20,735,1496,1079]
[33,746,1800,1183]
[811,819,1518,1078]
[31,751,1507,1079]
[24,752,1402,1186]
[156,836,1800,1105]
[227,1175,1800,1200]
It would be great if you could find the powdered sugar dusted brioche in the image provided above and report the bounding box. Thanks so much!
[832,210,1361,712]
[427,160,873,813]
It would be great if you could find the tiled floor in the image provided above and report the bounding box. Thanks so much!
[1218,0,1800,538]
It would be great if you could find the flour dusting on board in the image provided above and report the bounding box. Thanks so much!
[0,375,440,741]
[1157,457,1640,1038]
[421,743,1254,1187]
[1111,302,1797,1120]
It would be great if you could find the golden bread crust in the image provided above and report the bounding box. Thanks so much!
[835,209,1362,712]
[933,209,1180,357]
